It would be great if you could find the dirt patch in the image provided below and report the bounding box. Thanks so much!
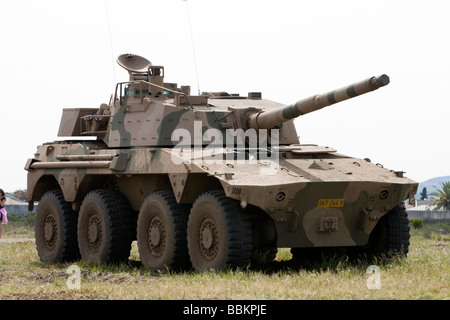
[0,238,35,244]
[23,268,143,285]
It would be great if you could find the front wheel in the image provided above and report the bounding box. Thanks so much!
[187,190,252,270]
[35,190,79,262]
[360,204,410,259]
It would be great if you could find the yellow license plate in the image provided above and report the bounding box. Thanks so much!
[318,199,345,208]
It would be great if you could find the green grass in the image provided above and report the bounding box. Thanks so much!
[2,212,35,238]
[0,217,448,300]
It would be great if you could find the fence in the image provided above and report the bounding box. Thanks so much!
[4,204,30,214]
[406,210,450,221]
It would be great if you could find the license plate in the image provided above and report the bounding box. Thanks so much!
[318,199,345,208]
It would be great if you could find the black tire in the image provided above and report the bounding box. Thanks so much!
[137,191,190,270]
[249,209,278,267]
[77,189,133,264]
[362,204,410,259]
[35,190,79,262]
[187,190,252,270]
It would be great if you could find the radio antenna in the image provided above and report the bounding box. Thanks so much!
[184,0,201,95]
[105,1,116,85]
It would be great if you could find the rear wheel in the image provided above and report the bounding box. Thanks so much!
[187,190,252,270]
[77,189,133,264]
[35,190,79,262]
[137,191,190,270]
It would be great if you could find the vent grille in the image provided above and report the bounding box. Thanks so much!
[232,187,242,195]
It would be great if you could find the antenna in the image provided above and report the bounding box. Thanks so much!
[184,0,201,95]
[105,1,116,85]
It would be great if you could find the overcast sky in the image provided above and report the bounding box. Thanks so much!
[0,0,449,192]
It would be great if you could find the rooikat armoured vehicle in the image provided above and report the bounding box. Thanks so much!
[26,54,418,270]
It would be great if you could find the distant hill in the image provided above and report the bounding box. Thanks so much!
[416,176,450,199]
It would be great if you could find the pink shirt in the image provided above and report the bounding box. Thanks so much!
[0,207,7,224]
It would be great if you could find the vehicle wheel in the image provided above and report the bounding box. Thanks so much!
[77,189,133,264]
[35,190,79,262]
[187,190,252,270]
[137,191,190,270]
[361,204,410,259]
[249,209,278,267]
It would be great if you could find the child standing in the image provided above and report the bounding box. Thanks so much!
[0,195,7,238]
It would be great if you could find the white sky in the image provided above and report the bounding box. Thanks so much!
[0,0,449,192]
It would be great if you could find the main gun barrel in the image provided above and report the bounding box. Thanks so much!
[248,74,390,129]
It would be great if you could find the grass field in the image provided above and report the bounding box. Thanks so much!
[0,213,448,300]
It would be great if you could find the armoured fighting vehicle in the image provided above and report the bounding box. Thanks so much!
[26,54,418,270]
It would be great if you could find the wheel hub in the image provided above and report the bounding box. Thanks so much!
[150,225,161,246]
[43,214,57,249]
[201,228,213,249]
[148,216,165,257]
[199,218,218,260]
[88,215,102,250]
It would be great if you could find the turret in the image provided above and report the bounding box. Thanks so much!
[56,53,390,149]
[247,74,390,129]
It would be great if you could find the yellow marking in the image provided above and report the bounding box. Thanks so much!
[318,199,345,208]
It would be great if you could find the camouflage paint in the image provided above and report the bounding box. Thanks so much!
[157,108,190,146]
[255,75,390,129]
[26,57,418,253]
[107,94,132,147]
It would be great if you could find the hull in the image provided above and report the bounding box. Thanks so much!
[206,149,417,248]
[26,141,417,249]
